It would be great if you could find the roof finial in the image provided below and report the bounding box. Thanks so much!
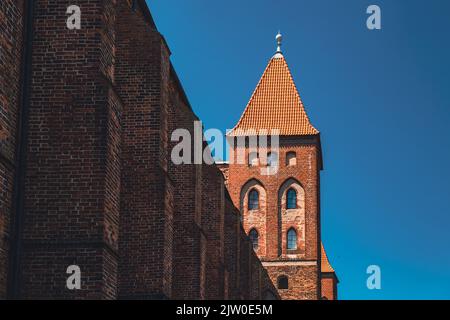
[276,31,283,53]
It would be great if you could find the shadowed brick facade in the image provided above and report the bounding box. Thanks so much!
[1,0,26,299]
[0,0,279,300]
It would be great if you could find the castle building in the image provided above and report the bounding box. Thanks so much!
[0,0,336,300]
[221,33,338,300]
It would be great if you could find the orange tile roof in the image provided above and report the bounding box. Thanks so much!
[229,54,319,136]
[321,243,335,273]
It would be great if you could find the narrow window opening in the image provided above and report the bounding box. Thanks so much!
[249,229,259,250]
[287,228,297,250]
[286,188,297,209]
[248,189,259,210]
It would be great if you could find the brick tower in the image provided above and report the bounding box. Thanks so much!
[225,33,338,300]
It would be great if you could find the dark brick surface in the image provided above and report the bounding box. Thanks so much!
[0,0,278,300]
[0,0,25,299]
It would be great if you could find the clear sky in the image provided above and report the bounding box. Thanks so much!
[146,0,450,299]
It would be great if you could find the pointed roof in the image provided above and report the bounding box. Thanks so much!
[321,243,335,273]
[229,53,319,136]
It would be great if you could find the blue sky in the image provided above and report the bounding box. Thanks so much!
[147,0,450,299]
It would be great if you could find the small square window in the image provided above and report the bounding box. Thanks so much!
[286,152,297,166]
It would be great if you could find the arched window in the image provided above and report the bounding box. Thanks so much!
[248,152,258,167]
[286,152,297,166]
[287,228,297,250]
[286,188,297,209]
[277,275,288,290]
[249,229,259,250]
[267,152,278,167]
[248,189,259,210]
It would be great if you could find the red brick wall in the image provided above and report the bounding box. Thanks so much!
[224,199,241,300]
[0,0,25,299]
[16,0,122,299]
[250,250,262,299]
[115,0,173,299]
[0,0,123,299]
[265,264,319,300]
[167,81,204,300]
[201,162,225,299]
[321,274,337,300]
[227,137,322,299]
[239,230,251,299]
